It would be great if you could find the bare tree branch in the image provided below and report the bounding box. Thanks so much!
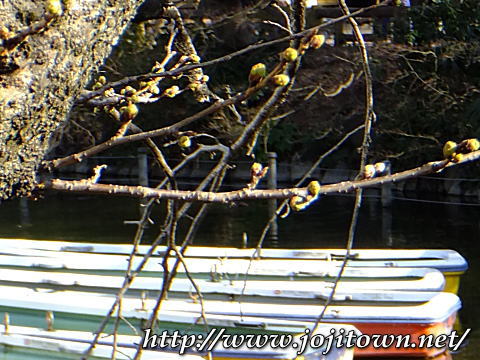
[40,150,480,201]
[76,1,391,104]
[47,61,285,170]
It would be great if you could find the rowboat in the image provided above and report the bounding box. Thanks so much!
[0,239,466,293]
[0,268,447,306]
[0,247,446,292]
[0,324,202,360]
[0,323,354,360]
[0,285,459,358]
[159,293,461,358]
[0,286,356,360]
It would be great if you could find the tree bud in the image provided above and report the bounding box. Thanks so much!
[282,48,298,62]
[273,74,290,86]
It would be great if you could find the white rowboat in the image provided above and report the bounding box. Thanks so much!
[0,268,445,305]
[0,285,459,357]
[0,247,446,290]
[0,239,465,273]
[0,239,465,293]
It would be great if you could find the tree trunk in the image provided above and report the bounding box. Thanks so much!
[0,0,144,200]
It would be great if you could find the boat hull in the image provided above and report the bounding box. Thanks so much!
[0,327,203,360]
[0,285,460,358]
[0,239,466,293]
[347,312,458,357]
[0,269,446,306]
[0,324,355,360]
[0,248,447,292]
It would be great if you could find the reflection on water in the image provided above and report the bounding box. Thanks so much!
[0,192,478,359]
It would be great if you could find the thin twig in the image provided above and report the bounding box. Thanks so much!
[238,124,365,301]
[49,60,284,170]
[76,1,391,104]
[171,246,212,360]
[81,204,160,359]
[310,0,376,332]
[132,174,226,360]
[83,147,228,359]
[271,3,292,34]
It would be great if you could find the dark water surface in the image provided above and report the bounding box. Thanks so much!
[0,192,478,359]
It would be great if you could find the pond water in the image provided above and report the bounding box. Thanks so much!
[0,191,478,360]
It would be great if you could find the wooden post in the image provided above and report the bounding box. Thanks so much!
[381,160,392,208]
[268,152,278,241]
[138,148,149,215]
[381,160,393,246]
[138,148,149,187]
[334,22,345,46]
[382,206,393,247]
[242,232,248,248]
[19,197,31,227]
